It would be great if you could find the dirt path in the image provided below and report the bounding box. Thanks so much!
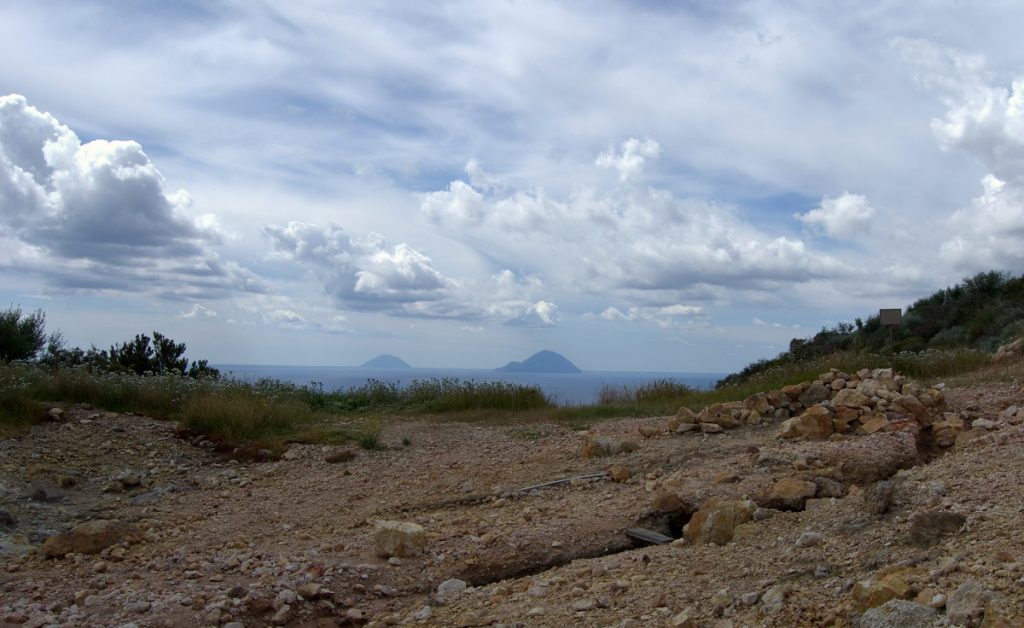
[2,366,1024,627]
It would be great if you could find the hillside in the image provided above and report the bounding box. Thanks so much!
[721,270,1024,387]
[496,350,582,373]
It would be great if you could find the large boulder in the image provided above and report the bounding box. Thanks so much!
[833,389,870,408]
[371,520,426,558]
[994,336,1024,362]
[798,381,831,406]
[41,519,134,558]
[855,599,936,628]
[759,477,817,510]
[825,431,918,485]
[851,567,921,612]
[683,497,757,545]
[778,405,833,440]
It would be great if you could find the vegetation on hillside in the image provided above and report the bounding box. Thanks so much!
[718,271,1024,387]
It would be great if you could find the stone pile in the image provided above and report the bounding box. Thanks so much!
[671,368,958,446]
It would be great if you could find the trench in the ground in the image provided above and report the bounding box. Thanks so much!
[453,431,946,588]
[454,507,697,587]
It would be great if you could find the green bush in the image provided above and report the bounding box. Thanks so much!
[0,306,48,362]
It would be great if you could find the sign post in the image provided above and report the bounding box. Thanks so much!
[880,308,902,364]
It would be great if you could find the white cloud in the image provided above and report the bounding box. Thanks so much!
[753,316,783,328]
[420,154,854,304]
[595,137,660,182]
[941,174,1024,271]
[180,304,218,319]
[599,304,705,328]
[796,192,877,240]
[262,222,559,325]
[0,94,259,298]
[897,41,1024,273]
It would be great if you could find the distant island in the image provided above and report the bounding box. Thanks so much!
[495,350,582,374]
[360,354,412,369]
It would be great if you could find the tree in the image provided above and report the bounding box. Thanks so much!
[0,306,48,362]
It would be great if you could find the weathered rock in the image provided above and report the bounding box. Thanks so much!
[675,406,698,423]
[779,405,834,440]
[760,478,817,510]
[907,511,965,547]
[437,578,468,597]
[852,567,920,611]
[892,395,931,426]
[669,608,697,627]
[855,599,937,628]
[834,389,870,408]
[946,580,999,626]
[699,422,724,434]
[799,381,831,405]
[864,480,895,515]
[860,414,889,434]
[857,379,881,398]
[745,392,771,415]
[955,427,989,449]
[782,382,807,400]
[683,497,757,545]
[826,431,918,484]
[41,519,134,558]
[993,336,1024,361]
[762,585,787,613]
[638,426,659,438]
[607,465,631,482]
[578,436,639,458]
[371,520,426,557]
[795,531,823,547]
[697,402,744,428]
[652,492,683,512]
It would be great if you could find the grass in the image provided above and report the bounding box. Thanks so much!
[0,344,1012,448]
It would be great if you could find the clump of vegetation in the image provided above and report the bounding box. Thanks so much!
[178,386,315,448]
[0,306,50,362]
[314,377,551,413]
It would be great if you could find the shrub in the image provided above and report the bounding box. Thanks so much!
[0,306,48,362]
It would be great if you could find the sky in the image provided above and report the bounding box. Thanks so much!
[2,1,1024,372]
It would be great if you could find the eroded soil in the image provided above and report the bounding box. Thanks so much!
[2,363,1024,627]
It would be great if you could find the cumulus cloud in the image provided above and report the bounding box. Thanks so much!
[0,94,259,298]
[898,41,1024,272]
[595,137,661,182]
[941,174,1024,270]
[422,166,851,301]
[795,192,877,240]
[262,222,559,325]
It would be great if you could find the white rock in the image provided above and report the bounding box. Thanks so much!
[437,578,467,597]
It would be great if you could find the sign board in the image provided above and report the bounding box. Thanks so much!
[879,308,902,326]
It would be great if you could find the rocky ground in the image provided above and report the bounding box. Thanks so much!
[1,359,1023,627]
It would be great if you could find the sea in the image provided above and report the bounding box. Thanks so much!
[214,365,727,406]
